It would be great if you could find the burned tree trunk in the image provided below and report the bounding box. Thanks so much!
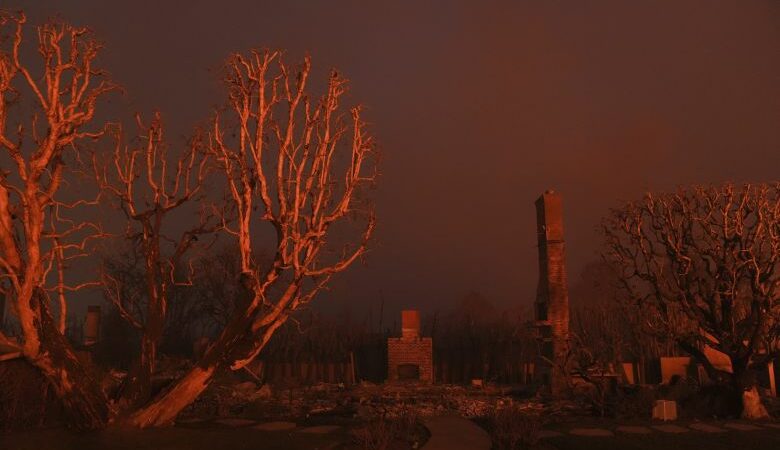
[603,184,780,417]
[2,12,375,428]
[125,50,376,427]
[97,115,212,410]
[0,12,117,429]
[28,290,109,429]
[126,309,254,427]
[0,292,5,325]
[116,271,165,408]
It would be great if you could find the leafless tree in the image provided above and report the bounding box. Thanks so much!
[602,183,780,399]
[0,11,376,429]
[94,113,215,408]
[0,12,118,428]
[127,50,376,427]
[98,239,257,359]
[570,261,681,371]
[565,305,628,416]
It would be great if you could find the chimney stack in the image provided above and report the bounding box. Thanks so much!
[83,305,101,346]
[388,309,433,383]
[401,310,420,340]
[534,190,570,396]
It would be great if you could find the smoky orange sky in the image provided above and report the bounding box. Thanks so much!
[10,1,780,317]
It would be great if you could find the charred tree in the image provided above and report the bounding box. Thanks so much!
[126,51,376,427]
[603,183,780,414]
[0,11,376,429]
[0,12,118,429]
[95,114,214,410]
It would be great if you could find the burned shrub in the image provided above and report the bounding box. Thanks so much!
[615,385,656,419]
[351,407,426,450]
[677,384,742,419]
[490,404,544,450]
[352,416,395,450]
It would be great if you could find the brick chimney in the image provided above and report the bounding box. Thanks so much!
[401,310,420,340]
[387,309,433,383]
[83,305,101,346]
[534,190,570,396]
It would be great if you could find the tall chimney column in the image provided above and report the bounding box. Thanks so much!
[534,190,570,396]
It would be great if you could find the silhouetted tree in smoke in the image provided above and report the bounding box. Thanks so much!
[603,183,780,414]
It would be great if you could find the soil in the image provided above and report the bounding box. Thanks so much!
[540,427,780,450]
[0,426,343,450]
[0,418,430,450]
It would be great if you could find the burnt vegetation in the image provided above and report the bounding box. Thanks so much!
[0,11,376,430]
[0,10,778,442]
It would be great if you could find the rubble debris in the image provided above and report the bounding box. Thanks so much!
[250,384,272,401]
[233,381,257,396]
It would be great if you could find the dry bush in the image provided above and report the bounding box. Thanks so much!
[392,406,421,444]
[490,404,543,450]
[614,385,656,419]
[352,416,395,450]
[351,407,422,450]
